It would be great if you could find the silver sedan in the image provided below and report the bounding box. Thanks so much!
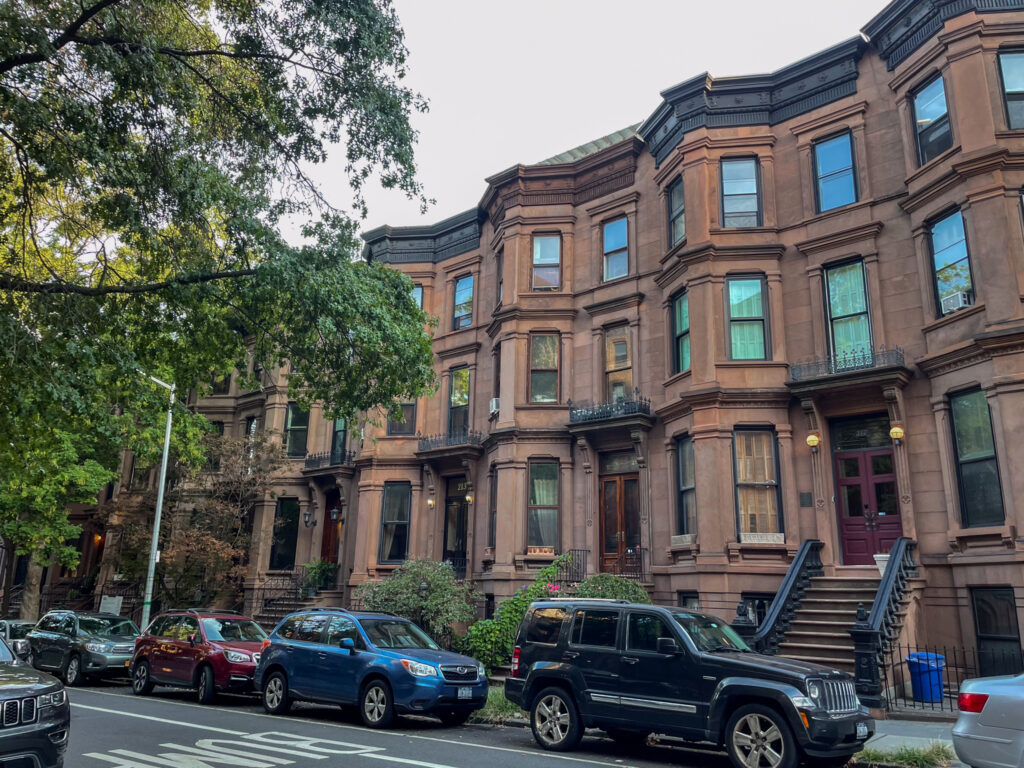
[953,673,1024,768]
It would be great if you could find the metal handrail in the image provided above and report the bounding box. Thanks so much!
[557,549,588,584]
[304,449,356,470]
[568,389,651,424]
[733,539,824,653]
[416,430,483,452]
[606,547,648,582]
[789,345,905,382]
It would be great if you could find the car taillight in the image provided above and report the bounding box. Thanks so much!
[958,692,989,713]
[511,646,520,678]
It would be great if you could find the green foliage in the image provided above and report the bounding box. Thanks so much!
[304,559,339,593]
[353,559,479,647]
[857,743,955,768]
[470,686,526,724]
[0,0,437,568]
[465,553,571,673]
[573,573,651,603]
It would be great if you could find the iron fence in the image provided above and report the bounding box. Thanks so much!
[250,570,306,627]
[606,547,648,582]
[557,549,588,584]
[417,430,484,452]
[879,642,1024,713]
[303,449,356,470]
[93,581,146,625]
[789,345,905,382]
[567,390,651,423]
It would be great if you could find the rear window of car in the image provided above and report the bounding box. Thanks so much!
[525,607,566,644]
[570,609,619,648]
[8,623,32,639]
[201,619,267,643]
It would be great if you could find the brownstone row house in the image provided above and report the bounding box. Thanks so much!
[170,0,1024,680]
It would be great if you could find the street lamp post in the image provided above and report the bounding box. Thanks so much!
[140,374,175,632]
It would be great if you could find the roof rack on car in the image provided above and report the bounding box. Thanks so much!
[541,598,633,604]
[306,607,398,616]
[189,608,242,615]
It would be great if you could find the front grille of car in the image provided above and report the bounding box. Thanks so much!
[1,697,37,727]
[112,644,134,655]
[821,679,859,713]
[439,665,478,683]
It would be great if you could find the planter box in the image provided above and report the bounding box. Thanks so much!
[526,546,555,555]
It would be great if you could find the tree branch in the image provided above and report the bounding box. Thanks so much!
[0,268,257,296]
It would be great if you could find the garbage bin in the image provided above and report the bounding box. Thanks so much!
[906,652,945,703]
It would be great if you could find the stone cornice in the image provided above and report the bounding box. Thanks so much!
[899,146,1024,214]
[916,325,1024,377]
[582,291,645,317]
[656,242,786,284]
[485,306,579,338]
[362,208,483,265]
[435,341,482,361]
[639,37,865,167]
[795,221,884,257]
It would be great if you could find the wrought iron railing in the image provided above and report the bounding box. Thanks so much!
[92,581,146,625]
[444,558,467,581]
[567,389,651,424]
[606,547,648,582]
[557,549,588,584]
[789,345,905,382]
[850,537,918,707]
[732,539,824,654]
[250,570,306,628]
[39,577,95,614]
[304,448,356,470]
[416,430,483,452]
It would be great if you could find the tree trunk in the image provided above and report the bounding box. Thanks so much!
[0,538,14,618]
[19,557,44,621]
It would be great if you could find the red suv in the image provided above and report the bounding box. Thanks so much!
[130,609,268,704]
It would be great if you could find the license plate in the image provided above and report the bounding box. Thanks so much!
[457,687,471,700]
[856,722,868,739]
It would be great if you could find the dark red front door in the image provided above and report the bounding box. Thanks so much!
[836,449,901,565]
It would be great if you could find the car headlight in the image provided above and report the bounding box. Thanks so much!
[477,662,486,679]
[225,650,251,663]
[84,642,112,653]
[400,659,438,678]
[37,689,66,707]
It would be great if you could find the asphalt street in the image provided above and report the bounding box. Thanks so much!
[68,681,732,768]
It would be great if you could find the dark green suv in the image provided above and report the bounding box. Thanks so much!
[504,599,873,768]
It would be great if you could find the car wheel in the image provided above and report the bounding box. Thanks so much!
[63,654,83,687]
[605,728,650,747]
[530,686,582,752]
[360,680,395,729]
[726,704,798,768]
[262,671,291,715]
[196,665,216,705]
[437,709,471,727]
[132,661,154,695]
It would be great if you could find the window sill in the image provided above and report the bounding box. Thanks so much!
[599,274,635,289]
[660,238,688,265]
[948,523,1016,551]
[802,198,872,225]
[995,129,1024,139]
[921,302,985,333]
[382,434,416,439]
[663,369,693,388]
[518,402,566,410]
[905,144,962,185]
[717,360,788,368]
[708,226,780,236]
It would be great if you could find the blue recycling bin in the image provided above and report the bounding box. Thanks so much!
[906,652,945,703]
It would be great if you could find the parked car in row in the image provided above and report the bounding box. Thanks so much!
[0,637,70,768]
[953,671,1024,768]
[256,608,488,728]
[28,610,139,686]
[505,599,874,768]
[131,609,268,703]
[0,619,37,644]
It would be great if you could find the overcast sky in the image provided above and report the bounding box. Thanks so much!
[306,0,894,235]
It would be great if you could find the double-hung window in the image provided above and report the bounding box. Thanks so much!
[386,404,416,436]
[672,292,690,374]
[603,218,628,281]
[999,52,1024,129]
[950,389,1004,527]
[448,367,470,435]
[733,430,782,536]
[452,274,473,330]
[527,461,559,549]
[667,177,685,247]
[813,132,857,212]
[604,325,632,402]
[532,235,560,291]
[676,436,696,535]
[529,334,559,403]
[411,284,423,309]
[285,402,309,457]
[913,74,952,165]
[496,251,504,305]
[721,158,761,227]
[929,210,973,313]
[379,482,411,563]
[330,418,347,462]
[269,497,300,570]
[727,277,769,360]
[825,260,871,368]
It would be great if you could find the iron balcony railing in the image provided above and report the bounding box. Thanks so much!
[304,448,356,470]
[567,390,651,424]
[417,430,484,452]
[557,549,589,584]
[789,345,905,382]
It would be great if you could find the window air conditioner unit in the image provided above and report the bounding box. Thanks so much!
[940,291,973,315]
[489,397,500,415]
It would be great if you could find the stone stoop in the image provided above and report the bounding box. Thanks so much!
[776,575,882,673]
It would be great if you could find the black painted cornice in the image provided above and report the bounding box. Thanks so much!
[361,207,484,265]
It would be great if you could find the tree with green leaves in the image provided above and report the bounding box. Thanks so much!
[0,0,436,616]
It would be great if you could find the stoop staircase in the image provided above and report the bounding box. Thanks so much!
[776,574,883,673]
[252,588,348,629]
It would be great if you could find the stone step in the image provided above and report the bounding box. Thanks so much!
[792,609,864,624]
[809,577,881,590]
[783,631,854,647]
[778,640,856,654]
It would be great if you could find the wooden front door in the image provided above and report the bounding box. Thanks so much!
[836,449,901,565]
[600,474,640,572]
[320,489,341,564]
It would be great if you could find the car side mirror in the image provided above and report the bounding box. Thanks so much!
[11,639,30,660]
[657,637,680,655]
[188,633,197,647]
[340,638,356,653]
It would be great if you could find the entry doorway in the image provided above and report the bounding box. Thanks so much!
[320,488,342,565]
[830,415,902,565]
[444,476,468,578]
[598,452,640,573]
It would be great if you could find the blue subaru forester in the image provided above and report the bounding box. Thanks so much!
[255,608,488,728]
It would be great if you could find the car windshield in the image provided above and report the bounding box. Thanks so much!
[671,612,751,653]
[0,640,13,664]
[78,617,140,637]
[359,619,438,650]
[8,624,32,640]
[201,618,267,643]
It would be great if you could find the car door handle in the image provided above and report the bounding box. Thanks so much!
[318,652,327,660]
[563,651,579,660]
[622,656,639,665]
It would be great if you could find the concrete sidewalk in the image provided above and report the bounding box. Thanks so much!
[867,719,960,766]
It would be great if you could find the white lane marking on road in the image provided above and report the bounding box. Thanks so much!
[72,703,246,735]
[69,690,630,767]
[362,755,457,768]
